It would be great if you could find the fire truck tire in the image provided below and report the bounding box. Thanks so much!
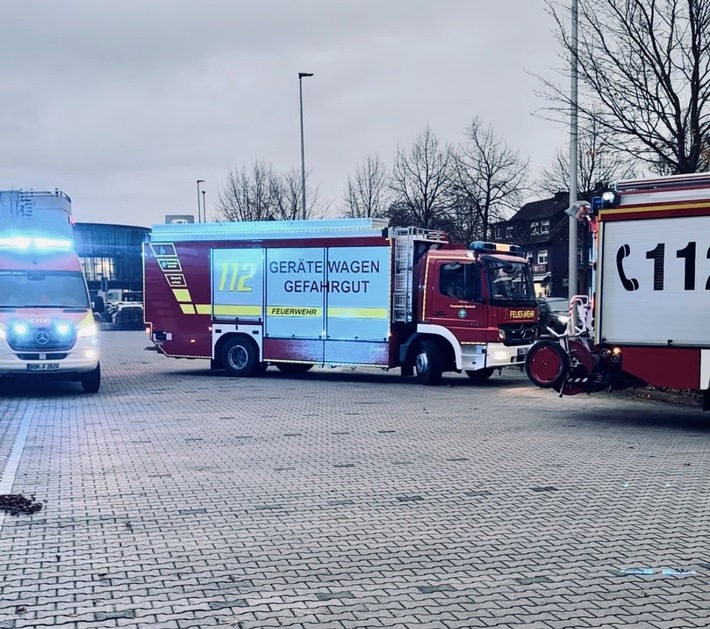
[222,336,259,377]
[276,363,313,374]
[81,364,101,393]
[414,339,443,385]
[465,368,494,382]
[525,340,569,389]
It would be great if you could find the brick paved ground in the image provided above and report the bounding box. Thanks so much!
[0,331,708,629]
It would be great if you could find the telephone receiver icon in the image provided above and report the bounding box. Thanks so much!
[616,244,639,291]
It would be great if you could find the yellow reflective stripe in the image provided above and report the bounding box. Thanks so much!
[180,304,196,314]
[267,306,322,317]
[195,304,211,315]
[173,289,192,302]
[78,311,95,327]
[213,305,262,316]
[327,307,388,319]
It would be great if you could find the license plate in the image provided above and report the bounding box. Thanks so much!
[517,347,529,356]
[27,363,60,372]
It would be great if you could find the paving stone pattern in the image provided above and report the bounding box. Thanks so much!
[0,332,708,629]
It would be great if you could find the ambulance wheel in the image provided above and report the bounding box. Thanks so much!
[465,367,494,382]
[276,363,313,374]
[414,339,443,385]
[222,336,259,377]
[525,341,569,389]
[81,364,101,393]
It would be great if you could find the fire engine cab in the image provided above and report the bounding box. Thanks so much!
[144,219,538,384]
[525,173,710,411]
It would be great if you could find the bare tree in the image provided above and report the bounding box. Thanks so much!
[537,117,641,195]
[0,190,25,223]
[342,154,391,218]
[272,168,322,220]
[216,161,280,222]
[389,126,454,229]
[216,162,320,222]
[450,118,529,242]
[542,0,710,174]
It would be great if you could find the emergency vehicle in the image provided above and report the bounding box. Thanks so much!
[0,190,101,393]
[525,173,710,411]
[144,219,538,384]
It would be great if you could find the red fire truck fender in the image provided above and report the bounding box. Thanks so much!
[399,324,462,368]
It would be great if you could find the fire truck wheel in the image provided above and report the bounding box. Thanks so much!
[465,368,494,382]
[222,336,259,377]
[276,363,313,374]
[414,339,443,385]
[81,364,101,393]
[525,340,569,389]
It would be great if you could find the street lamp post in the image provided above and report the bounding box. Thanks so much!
[196,179,205,223]
[298,72,314,220]
[202,190,207,223]
[568,0,579,299]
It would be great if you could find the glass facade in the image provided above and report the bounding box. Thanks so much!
[73,223,149,292]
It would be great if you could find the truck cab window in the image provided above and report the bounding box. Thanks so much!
[440,262,481,301]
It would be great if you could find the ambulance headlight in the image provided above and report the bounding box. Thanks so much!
[55,322,72,336]
[11,322,29,336]
[77,323,99,338]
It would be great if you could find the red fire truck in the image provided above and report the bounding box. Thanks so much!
[0,190,101,392]
[144,219,538,384]
[525,173,710,411]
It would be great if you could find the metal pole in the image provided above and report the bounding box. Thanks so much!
[196,179,204,223]
[298,72,313,220]
[202,190,207,223]
[568,0,579,299]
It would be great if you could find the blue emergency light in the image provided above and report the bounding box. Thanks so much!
[0,234,74,251]
[470,241,523,256]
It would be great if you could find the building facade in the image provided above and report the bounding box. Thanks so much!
[73,223,149,296]
[490,192,592,298]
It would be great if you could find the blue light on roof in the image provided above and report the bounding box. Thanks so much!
[0,234,74,251]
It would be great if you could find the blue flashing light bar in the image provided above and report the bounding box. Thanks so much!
[0,234,74,251]
[470,241,523,255]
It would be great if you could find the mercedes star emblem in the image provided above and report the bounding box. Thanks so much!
[35,331,50,345]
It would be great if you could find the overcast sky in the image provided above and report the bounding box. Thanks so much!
[0,0,570,228]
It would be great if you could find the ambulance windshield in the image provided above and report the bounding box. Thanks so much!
[483,258,536,306]
[0,270,90,309]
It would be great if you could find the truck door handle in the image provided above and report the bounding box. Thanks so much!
[434,310,446,316]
